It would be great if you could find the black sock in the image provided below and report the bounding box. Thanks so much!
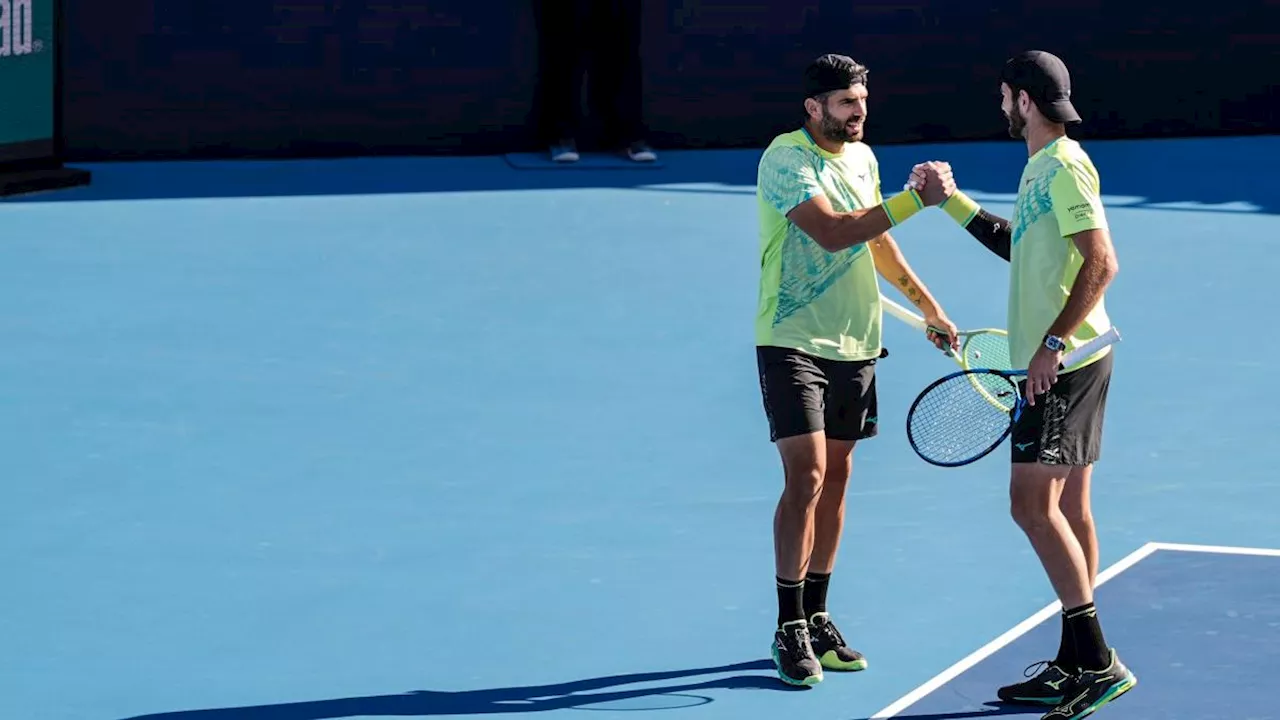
[1052,610,1075,668]
[803,571,831,618]
[1064,603,1110,671]
[776,577,805,628]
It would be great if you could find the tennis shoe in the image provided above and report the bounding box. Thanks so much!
[997,660,1074,705]
[1041,649,1136,720]
[807,612,867,671]
[771,620,823,686]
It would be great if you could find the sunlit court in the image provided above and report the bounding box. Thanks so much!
[4,0,1278,718]
[4,132,1279,719]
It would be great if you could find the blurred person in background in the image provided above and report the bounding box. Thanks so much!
[532,0,656,163]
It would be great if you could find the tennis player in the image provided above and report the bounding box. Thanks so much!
[755,53,959,687]
[910,51,1135,719]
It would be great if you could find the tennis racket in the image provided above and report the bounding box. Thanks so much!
[905,326,1122,468]
[881,294,1013,372]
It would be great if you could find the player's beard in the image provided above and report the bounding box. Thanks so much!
[1006,105,1027,139]
[820,106,863,143]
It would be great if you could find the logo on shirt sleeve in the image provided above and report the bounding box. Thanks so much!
[1067,202,1095,224]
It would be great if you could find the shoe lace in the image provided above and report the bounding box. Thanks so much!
[780,622,811,652]
[812,618,845,647]
[1022,660,1053,678]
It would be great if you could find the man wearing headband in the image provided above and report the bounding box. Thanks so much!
[755,53,959,687]
[910,51,1135,719]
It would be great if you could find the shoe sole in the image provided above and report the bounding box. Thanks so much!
[999,693,1063,706]
[1057,674,1137,720]
[771,644,823,686]
[818,650,868,672]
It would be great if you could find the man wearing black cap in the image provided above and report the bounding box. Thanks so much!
[910,51,1136,719]
[755,53,959,687]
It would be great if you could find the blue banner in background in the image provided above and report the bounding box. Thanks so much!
[0,0,56,161]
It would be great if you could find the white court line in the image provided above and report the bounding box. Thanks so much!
[868,541,1158,718]
[869,540,1280,718]
[1149,542,1280,557]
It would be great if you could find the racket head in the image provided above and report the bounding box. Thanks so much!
[906,369,1025,467]
[924,327,1010,371]
[959,329,1012,372]
[957,329,1016,411]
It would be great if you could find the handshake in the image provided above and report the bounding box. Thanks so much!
[903,161,957,207]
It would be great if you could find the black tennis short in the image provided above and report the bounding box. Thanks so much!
[756,345,879,443]
[1011,350,1113,466]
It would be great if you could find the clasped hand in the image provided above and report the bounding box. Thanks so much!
[906,161,957,206]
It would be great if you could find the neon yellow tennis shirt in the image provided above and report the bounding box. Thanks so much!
[755,129,884,362]
[1008,136,1115,371]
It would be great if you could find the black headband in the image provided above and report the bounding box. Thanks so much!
[804,54,866,98]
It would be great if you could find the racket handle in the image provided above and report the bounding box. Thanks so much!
[1059,326,1122,368]
[880,295,928,331]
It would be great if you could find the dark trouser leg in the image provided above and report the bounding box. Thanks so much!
[587,0,645,147]
[533,0,591,144]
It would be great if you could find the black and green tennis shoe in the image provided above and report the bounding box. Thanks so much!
[772,620,823,686]
[1040,649,1137,720]
[808,612,868,671]
[997,661,1075,705]
[772,614,868,686]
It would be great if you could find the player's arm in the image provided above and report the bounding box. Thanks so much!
[760,146,926,254]
[868,232,959,349]
[936,190,1013,262]
[868,232,944,315]
[1043,168,1119,338]
[786,190,926,253]
[1044,227,1119,339]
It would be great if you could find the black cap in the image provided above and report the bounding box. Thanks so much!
[804,53,868,98]
[1000,50,1081,124]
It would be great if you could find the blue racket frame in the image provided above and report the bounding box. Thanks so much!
[904,327,1122,468]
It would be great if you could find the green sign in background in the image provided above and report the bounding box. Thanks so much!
[0,0,54,146]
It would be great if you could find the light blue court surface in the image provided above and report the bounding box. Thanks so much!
[2,135,1278,720]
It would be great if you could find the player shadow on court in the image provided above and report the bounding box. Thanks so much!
[115,659,809,719]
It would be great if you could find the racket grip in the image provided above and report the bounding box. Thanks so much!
[1059,326,1122,368]
[881,295,928,331]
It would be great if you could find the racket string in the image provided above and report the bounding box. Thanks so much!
[908,372,1019,465]
[962,332,1012,372]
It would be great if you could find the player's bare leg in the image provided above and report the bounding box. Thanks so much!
[1060,465,1098,585]
[775,431,825,588]
[1011,463,1093,612]
[808,439,852,576]
[771,431,825,685]
[1014,463,1100,702]
[802,438,867,671]
[1002,463,1134,719]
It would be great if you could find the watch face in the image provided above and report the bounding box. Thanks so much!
[1045,336,1066,351]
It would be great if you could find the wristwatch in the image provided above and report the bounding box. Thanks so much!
[1043,334,1067,353]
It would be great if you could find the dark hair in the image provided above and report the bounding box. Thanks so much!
[804,54,869,100]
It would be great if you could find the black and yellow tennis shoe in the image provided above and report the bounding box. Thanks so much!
[808,612,868,671]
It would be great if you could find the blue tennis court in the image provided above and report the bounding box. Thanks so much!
[3,134,1278,720]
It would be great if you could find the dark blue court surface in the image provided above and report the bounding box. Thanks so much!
[2,136,1279,720]
[874,545,1280,720]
